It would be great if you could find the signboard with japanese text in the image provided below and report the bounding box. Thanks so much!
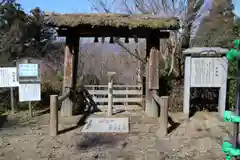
[183,47,228,118]
[17,63,40,83]
[0,67,19,88]
[18,63,38,77]
[190,57,227,87]
[19,83,41,102]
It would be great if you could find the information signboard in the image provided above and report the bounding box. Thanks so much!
[19,83,41,102]
[18,64,38,77]
[0,67,19,88]
[190,57,227,87]
[183,47,228,118]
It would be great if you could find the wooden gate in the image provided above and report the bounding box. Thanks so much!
[84,85,143,111]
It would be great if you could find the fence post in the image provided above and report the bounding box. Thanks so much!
[50,95,58,136]
[125,86,128,109]
[10,87,15,114]
[157,96,169,138]
[107,72,116,116]
[28,101,32,117]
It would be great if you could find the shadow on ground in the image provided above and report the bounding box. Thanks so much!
[167,116,181,134]
[0,114,28,129]
[0,115,7,128]
[58,86,101,135]
[77,133,127,150]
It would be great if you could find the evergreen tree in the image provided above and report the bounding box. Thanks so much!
[193,0,237,47]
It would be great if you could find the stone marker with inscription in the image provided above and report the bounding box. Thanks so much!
[81,117,129,133]
[183,47,228,118]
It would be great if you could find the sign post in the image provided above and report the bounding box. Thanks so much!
[17,59,41,117]
[10,87,15,114]
[183,47,228,118]
[0,67,19,113]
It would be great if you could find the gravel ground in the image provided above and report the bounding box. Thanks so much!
[0,110,232,160]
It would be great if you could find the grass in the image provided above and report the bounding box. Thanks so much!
[44,13,179,29]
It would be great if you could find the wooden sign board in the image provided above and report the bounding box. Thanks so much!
[0,67,19,88]
[183,47,228,118]
[190,57,227,87]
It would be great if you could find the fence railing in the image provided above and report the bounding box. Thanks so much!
[84,84,143,111]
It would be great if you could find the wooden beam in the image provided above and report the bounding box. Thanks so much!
[61,35,79,117]
[148,48,160,89]
[63,42,73,87]
[57,27,170,38]
[152,93,169,138]
[71,36,79,114]
[145,31,160,118]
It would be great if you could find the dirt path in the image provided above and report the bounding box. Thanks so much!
[0,110,232,160]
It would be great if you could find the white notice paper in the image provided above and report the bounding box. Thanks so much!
[19,83,41,102]
[0,67,19,88]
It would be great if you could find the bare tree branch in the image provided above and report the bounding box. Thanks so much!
[89,0,206,78]
[121,0,133,14]
[114,37,146,63]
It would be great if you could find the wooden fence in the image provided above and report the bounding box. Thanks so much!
[84,85,143,111]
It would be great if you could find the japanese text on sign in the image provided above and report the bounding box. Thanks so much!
[0,67,19,87]
[190,58,227,87]
[19,83,41,102]
[19,64,38,77]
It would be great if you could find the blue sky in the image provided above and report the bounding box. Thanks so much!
[233,0,240,16]
[18,0,240,16]
[17,0,94,13]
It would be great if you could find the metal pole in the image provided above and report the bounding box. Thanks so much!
[10,87,15,114]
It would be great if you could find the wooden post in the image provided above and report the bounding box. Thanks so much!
[61,35,79,117]
[28,101,32,117]
[218,56,228,118]
[107,72,116,116]
[151,91,169,138]
[183,56,191,118]
[125,86,128,109]
[159,96,169,137]
[145,32,160,118]
[50,95,58,137]
[136,43,144,85]
[10,87,15,114]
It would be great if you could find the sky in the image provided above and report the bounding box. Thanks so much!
[233,0,240,16]
[17,0,95,13]
[17,0,240,16]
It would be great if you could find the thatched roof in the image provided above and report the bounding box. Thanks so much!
[44,13,179,30]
